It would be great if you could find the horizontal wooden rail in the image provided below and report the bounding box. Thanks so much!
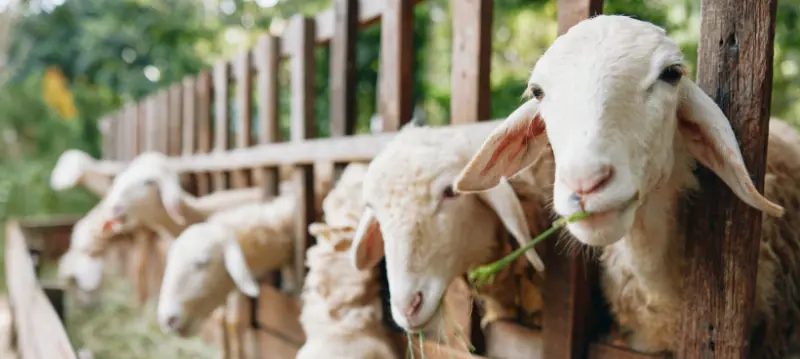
[5,220,77,359]
[91,120,502,176]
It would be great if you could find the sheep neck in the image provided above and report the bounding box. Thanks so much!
[152,195,207,238]
[81,171,113,198]
[602,145,696,304]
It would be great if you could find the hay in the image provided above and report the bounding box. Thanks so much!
[64,277,218,359]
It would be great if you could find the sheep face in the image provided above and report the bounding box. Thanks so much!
[157,223,259,337]
[455,15,783,247]
[349,128,540,334]
[102,153,185,232]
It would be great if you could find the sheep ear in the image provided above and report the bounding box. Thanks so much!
[350,207,384,270]
[223,240,260,298]
[455,100,547,194]
[50,150,89,191]
[677,79,784,217]
[156,177,186,226]
[476,177,545,273]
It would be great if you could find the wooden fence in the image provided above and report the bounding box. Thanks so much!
[5,218,77,359]
[5,0,776,358]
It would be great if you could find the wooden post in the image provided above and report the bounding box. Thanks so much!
[443,0,495,354]
[213,62,231,192]
[541,1,603,359]
[451,0,492,125]
[253,33,288,297]
[182,77,199,196]
[158,90,171,153]
[329,0,358,182]
[678,0,778,357]
[289,14,317,297]
[232,50,253,188]
[168,84,183,157]
[230,49,258,359]
[378,0,414,132]
[145,95,159,152]
[253,34,281,197]
[114,111,125,160]
[126,103,140,159]
[196,71,213,196]
[330,0,357,138]
[557,0,603,34]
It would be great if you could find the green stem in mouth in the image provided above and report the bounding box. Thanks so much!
[467,211,591,288]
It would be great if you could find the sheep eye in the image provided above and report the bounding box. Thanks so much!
[523,83,544,101]
[531,86,544,100]
[442,185,456,199]
[658,65,684,85]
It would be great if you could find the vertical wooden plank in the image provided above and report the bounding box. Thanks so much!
[541,1,603,359]
[678,0,778,357]
[138,100,148,154]
[232,51,253,188]
[557,0,603,34]
[450,0,493,124]
[230,50,258,359]
[290,15,317,297]
[196,71,213,195]
[213,62,230,192]
[182,77,199,196]
[107,114,118,160]
[329,0,359,186]
[378,0,414,132]
[114,112,125,160]
[145,95,158,152]
[168,84,183,156]
[330,0,358,137]
[159,90,171,153]
[441,0,496,352]
[98,117,113,160]
[253,35,281,197]
[119,108,130,160]
[127,103,140,159]
[182,78,197,157]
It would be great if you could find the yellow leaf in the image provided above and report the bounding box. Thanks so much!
[42,66,79,120]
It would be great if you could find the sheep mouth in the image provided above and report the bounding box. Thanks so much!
[573,193,639,227]
[101,216,126,234]
[405,298,445,334]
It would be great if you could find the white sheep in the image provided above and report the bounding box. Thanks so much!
[298,224,398,359]
[348,123,551,341]
[100,151,269,239]
[57,202,140,307]
[156,193,297,337]
[454,15,799,357]
[50,149,113,197]
[295,162,399,359]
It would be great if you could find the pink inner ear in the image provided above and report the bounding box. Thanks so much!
[678,117,725,170]
[480,115,546,177]
[362,223,378,260]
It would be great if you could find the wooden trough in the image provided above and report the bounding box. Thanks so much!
[3,0,778,358]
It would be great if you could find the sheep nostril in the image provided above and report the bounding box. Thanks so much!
[404,292,424,320]
[166,315,180,330]
[563,164,615,196]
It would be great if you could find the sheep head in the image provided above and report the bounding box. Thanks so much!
[348,126,542,334]
[157,222,259,337]
[57,206,130,297]
[101,152,185,234]
[455,15,784,248]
